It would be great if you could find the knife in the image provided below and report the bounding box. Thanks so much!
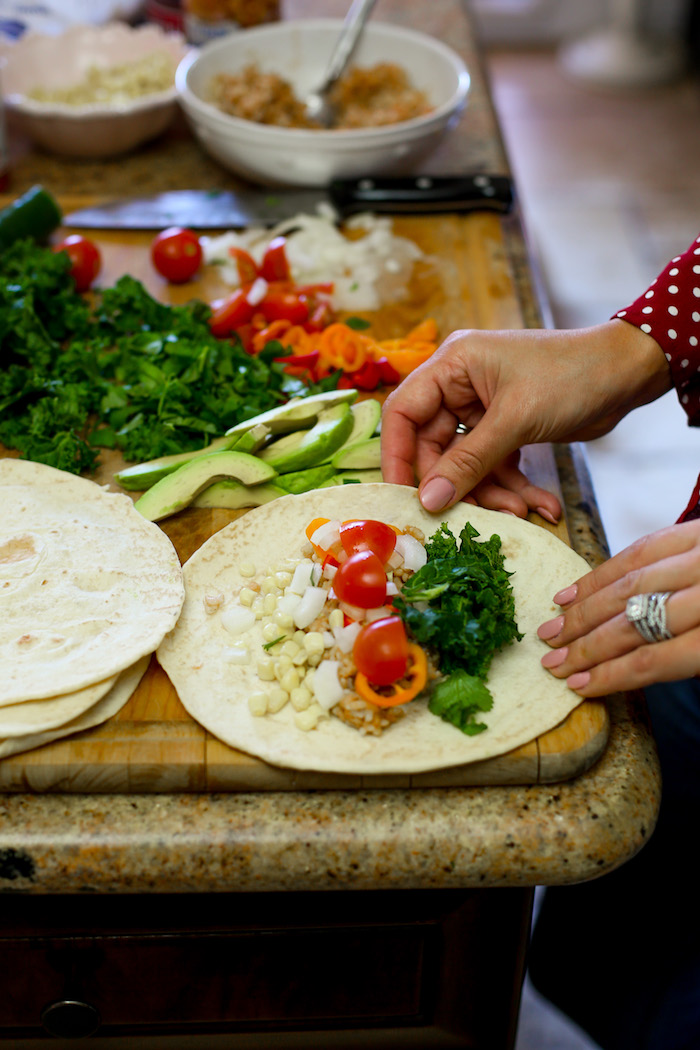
[63,175,514,230]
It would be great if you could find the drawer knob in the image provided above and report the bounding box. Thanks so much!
[41,999,101,1039]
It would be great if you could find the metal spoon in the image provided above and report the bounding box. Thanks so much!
[303,0,378,128]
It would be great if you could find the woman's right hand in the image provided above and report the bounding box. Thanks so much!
[381,319,671,512]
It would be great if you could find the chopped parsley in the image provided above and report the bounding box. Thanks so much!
[393,522,523,735]
[0,240,339,474]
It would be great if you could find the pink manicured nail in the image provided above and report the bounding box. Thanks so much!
[567,671,591,691]
[541,647,568,669]
[420,476,456,512]
[537,615,564,641]
[537,506,560,525]
[553,584,578,606]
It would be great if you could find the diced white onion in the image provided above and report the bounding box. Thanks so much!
[246,275,268,305]
[322,562,337,580]
[395,533,427,571]
[364,605,394,623]
[277,592,302,616]
[289,559,316,596]
[387,549,404,570]
[293,586,328,629]
[310,519,341,552]
[333,620,362,653]
[311,660,345,710]
[220,605,256,636]
[386,581,399,596]
[338,600,365,622]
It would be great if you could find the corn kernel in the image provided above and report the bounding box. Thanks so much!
[303,631,325,656]
[261,576,278,595]
[274,655,293,681]
[275,571,293,589]
[256,656,275,681]
[252,596,265,619]
[290,685,312,711]
[294,703,324,731]
[329,608,345,630]
[248,692,268,716]
[239,587,256,608]
[263,593,278,614]
[267,685,289,713]
[280,639,300,659]
[280,667,300,693]
[239,562,256,578]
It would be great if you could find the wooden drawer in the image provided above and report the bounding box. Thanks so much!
[0,889,532,1048]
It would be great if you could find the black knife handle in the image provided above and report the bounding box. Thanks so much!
[329,175,514,215]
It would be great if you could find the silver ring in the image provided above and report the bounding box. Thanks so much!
[625,591,674,643]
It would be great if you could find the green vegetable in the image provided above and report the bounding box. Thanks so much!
[0,186,62,251]
[394,522,523,734]
[0,241,340,475]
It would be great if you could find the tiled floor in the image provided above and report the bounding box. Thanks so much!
[483,45,700,1050]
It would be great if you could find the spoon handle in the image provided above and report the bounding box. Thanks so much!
[321,0,378,91]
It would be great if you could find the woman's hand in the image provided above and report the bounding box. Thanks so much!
[381,320,671,512]
[538,520,700,696]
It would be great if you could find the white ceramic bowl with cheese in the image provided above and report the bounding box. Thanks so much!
[0,22,189,158]
[175,19,470,187]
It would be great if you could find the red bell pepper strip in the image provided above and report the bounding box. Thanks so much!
[350,358,382,391]
[259,236,291,282]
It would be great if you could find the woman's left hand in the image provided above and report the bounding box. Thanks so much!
[538,520,700,695]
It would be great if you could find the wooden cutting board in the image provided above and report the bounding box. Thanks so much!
[0,205,609,792]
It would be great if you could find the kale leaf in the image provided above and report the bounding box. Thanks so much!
[394,521,523,734]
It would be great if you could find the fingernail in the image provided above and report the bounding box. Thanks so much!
[567,671,591,691]
[541,647,568,668]
[553,584,577,606]
[537,506,560,525]
[538,615,564,641]
[420,476,456,512]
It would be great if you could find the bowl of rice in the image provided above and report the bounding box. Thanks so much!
[0,22,189,158]
[175,19,470,187]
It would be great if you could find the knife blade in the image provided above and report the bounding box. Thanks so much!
[63,175,514,230]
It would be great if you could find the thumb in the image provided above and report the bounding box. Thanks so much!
[417,411,521,512]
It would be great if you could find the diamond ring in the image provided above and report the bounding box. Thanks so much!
[625,592,674,643]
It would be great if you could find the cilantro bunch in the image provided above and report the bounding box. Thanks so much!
[393,522,523,735]
[0,240,338,474]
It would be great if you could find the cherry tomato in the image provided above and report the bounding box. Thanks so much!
[260,287,309,325]
[208,289,255,337]
[333,549,387,609]
[53,235,101,292]
[228,246,259,285]
[151,226,202,284]
[353,617,409,685]
[259,236,291,282]
[340,520,397,564]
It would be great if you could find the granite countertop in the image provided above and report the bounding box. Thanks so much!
[0,0,661,896]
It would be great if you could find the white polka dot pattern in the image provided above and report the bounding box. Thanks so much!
[614,234,700,520]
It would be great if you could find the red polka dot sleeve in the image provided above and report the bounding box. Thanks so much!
[614,234,700,425]
[613,234,700,520]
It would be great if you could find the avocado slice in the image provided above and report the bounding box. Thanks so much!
[114,423,270,492]
[224,389,357,440]
[320,397,381,464]
[193,480,288,509]
[331,436,381,470]
[258,403,354,474]
[336,468,384,484]
[274,464,338,494]
[134,450,277,522]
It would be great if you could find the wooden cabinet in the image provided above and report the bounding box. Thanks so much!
[0,888,532,1048]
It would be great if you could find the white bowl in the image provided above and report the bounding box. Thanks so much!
[0,23,189,158]
[175,19,470,187]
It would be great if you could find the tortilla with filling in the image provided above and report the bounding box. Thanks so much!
[0,657,149,759]
[157,484,594,774]
[0,459,185,705]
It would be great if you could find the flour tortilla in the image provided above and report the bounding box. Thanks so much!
[0,459,185,704]
[157,484,593,775]
[0,673,119,736]
[0,657,149,759]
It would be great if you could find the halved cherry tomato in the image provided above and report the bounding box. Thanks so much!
[375,356,401,385]
[53,234,101,292]
[228,246,259,285]
[208,288,254,337]
[260,287,309,325]
[332,549,386,609]
[340,520,397,564]
[353,616,408,685]
[259,236,291,282]
[151,227,202,284]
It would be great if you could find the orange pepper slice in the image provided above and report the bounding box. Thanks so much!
[355,643,428,708]
[406,318,438,342]
[318,323,372,372]
[305,517,331,559]
[372,344,436,378]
